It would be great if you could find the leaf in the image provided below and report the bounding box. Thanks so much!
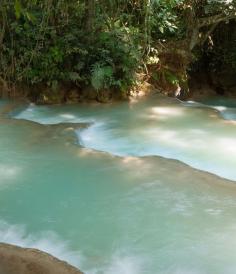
[14,0,22,19]
[25,12,36,23]
[159,26,164,33]
[165,71,179,85]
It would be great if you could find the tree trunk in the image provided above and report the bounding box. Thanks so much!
[86,0,95,33]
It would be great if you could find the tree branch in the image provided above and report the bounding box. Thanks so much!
[198,12,236,28]
[200,23,218,46]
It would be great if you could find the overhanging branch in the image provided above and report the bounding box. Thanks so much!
[198,12,236,28]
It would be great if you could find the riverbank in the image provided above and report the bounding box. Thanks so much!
[2,65,236,105]
[0,83,229,106]
[0,78,156,105]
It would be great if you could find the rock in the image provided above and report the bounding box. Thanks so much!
[66,89,80,103]
[97,89,112,103]
[80,86,97,101]
[0,243,83,274]
[36,88,65,105]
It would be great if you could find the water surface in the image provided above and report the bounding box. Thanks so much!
[15,94,236,180]
[1,95,236,274]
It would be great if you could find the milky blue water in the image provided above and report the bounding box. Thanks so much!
[15,94,236,180]
[1,94,236,274]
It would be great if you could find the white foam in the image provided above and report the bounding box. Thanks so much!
[0,220,83,268]
[214,106,227,111]
[86,252,145,274]
[0,221,146,274]
[13,96,236,181]
[106,255,142,274]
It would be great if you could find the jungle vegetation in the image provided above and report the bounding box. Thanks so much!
[1,0,236,102]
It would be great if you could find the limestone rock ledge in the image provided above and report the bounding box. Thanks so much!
[0,243,83,274]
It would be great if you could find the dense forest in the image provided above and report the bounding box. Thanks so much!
[1,0,236,103]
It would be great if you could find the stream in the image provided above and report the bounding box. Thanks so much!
[1,93,236,273]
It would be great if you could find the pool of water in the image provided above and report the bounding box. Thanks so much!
[1,94,236,273]
[15,94,236,180]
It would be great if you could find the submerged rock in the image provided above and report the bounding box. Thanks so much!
[0,243,83,274]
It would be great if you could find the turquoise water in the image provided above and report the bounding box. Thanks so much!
[1,95,236,273]
[15,95,236,180]
[195,97,236,120]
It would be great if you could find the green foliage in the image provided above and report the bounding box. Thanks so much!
[89,25,141,91]
[165,71,180,85]
[91,64,114,91]
[1,0,236,99]
[150,0,182,38]
[0,0,142,95]
[14,0,22,19]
